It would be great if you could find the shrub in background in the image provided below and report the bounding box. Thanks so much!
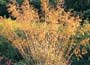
[0,35,22,64]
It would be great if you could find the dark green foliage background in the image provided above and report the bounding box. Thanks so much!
[0,35,22,64]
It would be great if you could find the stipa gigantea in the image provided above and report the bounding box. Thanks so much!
[7,0,39,22]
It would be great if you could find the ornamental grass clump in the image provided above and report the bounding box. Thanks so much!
[0,25,70,65]
[0,18,90,65]
[1,0,89,65]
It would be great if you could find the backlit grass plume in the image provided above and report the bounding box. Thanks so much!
[7,0,39,22]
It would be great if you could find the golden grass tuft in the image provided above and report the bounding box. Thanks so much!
[7,0,39,22]
[0,18,90,65]
[0,0,90,65]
